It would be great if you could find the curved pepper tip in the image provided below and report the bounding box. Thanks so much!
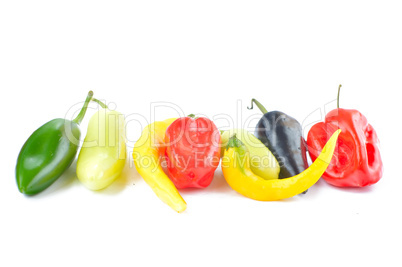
[17,184,35,196]
[176,203,187,213]
[328,128,341,149]
[17,184,25,194]
[315,129,341,165]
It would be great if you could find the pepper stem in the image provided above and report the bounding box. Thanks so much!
[226,134,244,150]
[187,114,199,119]
[247,99,268,114]
[92,98,108,109]
[337,84,342,109]
[73,91,93,125]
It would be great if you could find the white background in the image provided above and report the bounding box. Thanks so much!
[1,1,401,266]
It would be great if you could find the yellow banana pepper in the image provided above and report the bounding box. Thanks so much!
[77,108,126,190]
[221,129,341,201]
[220,129,279,180]
[133,118,187,213]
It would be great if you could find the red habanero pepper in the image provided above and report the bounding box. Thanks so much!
[164,115,221,188]
[307,85,383,187]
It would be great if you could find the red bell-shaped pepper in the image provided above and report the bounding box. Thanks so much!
[164,115,221,188]
[307,85,383,187]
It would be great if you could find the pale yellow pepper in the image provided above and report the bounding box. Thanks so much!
[133,118,186,213]
[221,129,341,201]
[220,129,279,180]
[77,108,126,190]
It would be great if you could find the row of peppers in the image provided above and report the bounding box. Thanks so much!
[16,86,383,212]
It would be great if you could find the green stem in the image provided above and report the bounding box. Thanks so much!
[92,98,108,109]
[337,84,342,109]
[226,134,244,149]
[247,98,268,114]
[187,114,199,119]
[73,91,93,125]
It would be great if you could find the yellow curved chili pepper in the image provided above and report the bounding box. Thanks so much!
[221,129,341,201]
[133,118,187,213]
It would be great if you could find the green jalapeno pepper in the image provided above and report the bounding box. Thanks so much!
[16,91,94,195]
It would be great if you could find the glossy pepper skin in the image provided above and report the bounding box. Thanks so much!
[249,99,309,179]
[16,91,93,195]
[164,115,221,188]
[307,86,383,187]
[221,130,341,201]
[133,118,187,213]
